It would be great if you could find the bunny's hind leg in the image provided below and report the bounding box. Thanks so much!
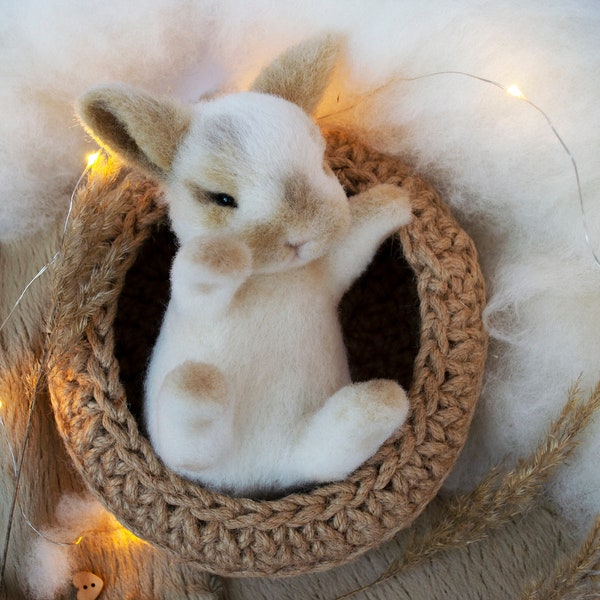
[151,361,234,477]
[289,380,409,485]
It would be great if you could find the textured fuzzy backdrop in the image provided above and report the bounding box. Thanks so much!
[1,0,599,539]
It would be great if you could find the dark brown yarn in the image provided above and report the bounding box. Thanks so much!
[47,130,487,577]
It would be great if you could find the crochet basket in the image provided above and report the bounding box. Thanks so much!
[47,130,487,577]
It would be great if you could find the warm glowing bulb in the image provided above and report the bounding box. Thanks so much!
[113,525,146,548]
[86,151,100,168]
[506,84,525,99]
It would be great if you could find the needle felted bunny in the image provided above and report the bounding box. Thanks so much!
[77,34,412,496]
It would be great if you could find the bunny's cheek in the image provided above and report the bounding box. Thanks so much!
[201,205,233,230]
[242,222,288,269]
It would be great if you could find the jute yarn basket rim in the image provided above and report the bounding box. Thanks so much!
[47,129,487,578]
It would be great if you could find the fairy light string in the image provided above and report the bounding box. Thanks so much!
[0,69,595,589]
[0,338,51,590]
[0,414,85,548]
[0,149,142,595]
[0,151,101,335]
[0,151,102,591]
[320,70,599,269]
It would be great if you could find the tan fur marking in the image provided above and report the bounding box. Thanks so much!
[240,176,350,270]
[283,176,342,236]
[198,114,248,199]
[204,115,248,157]
[204,205,230,229]
[366,380,403,407]
[77,85,191,178]
[250,33,342,114]
[283,175,315,213]
[349,183,410,220]
[190,237,251,275]
[174,362,227,399]
[201,160,239,196]
[242,220,287,268]
[185,181,234,228]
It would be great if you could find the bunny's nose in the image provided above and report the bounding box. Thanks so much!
[285,238,311,257]
[285,239,310,257]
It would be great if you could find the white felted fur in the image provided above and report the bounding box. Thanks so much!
[1,0,599,526]
[77,47,412,494]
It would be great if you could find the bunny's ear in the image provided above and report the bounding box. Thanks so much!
[77,84,191,179]
[250,33,342,115]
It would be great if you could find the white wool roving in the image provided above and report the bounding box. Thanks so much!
[24,538,73,600]
[0,0,224,239]
[23,495,109,599]
[1,0,599,532]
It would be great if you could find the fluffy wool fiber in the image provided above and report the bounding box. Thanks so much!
[1,0,599,534]
[23,495,110,599]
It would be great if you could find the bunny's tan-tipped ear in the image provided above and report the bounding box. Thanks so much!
[77,84,191,179]
[250,33,342,115]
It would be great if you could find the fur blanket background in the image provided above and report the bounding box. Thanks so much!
[1,0,599,597]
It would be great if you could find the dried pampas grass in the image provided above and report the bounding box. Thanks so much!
[523,516,600,600]
[335,380,600,600]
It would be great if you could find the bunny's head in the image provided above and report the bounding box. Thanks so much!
[77,34,350,273]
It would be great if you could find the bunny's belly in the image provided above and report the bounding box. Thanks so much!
[198,285,350,429]
[216,304,350,491]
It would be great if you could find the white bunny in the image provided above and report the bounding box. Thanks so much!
[77,35,412,496]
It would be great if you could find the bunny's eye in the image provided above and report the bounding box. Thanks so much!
[208,192,238,208]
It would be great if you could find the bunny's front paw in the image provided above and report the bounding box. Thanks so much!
[351,183,412,226]
[171,236,252,309]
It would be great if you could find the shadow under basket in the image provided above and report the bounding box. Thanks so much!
[48,130,488,578]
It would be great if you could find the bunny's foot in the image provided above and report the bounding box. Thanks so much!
[152,361,234,475]
[290,380,409,484]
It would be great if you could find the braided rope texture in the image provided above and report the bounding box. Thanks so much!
[47,131,488,577]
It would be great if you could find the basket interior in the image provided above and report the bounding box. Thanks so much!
[114,223,420,443]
